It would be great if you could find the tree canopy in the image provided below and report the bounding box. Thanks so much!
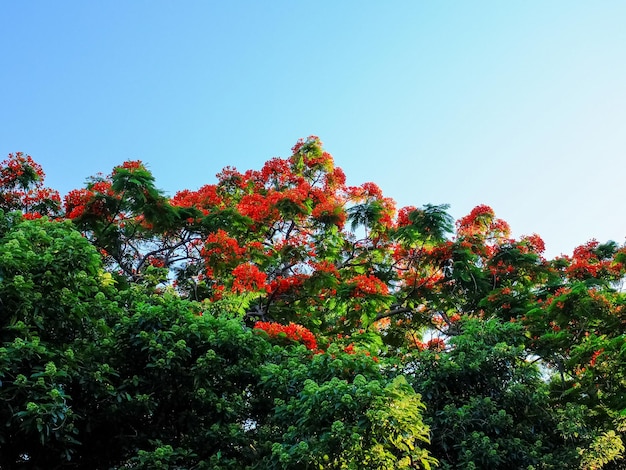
[0,139,625,469]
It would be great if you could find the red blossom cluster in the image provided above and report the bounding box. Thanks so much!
[396,206,417,227]
[402,270,445,291]
[322,167,347,192]
[350,182,384,199]
[488,260,517,278]
[566,240,603,279]
[348,274,388,297]
[64,186,109,220]
[589,348,604,367]
[0,153,61,217]
[201,230,247,267]
[253,321,318,351]
[520,233,546,254]
[237,192,281,222]
[456,204,510,243]
[562,240,625,280]
[171,185,223,217]
[289,136,333,173]
[231,263,267,293]
[115,160,144,172]
[410,336,447,352]
[309,260,340,278]
[0,152,45,186]
[426,337,446,351]
[311,198,346,228]
[347,184,396,230]
[266,274,307,296]
[342,342,378,361]
[449,313,461,322]
[166,137,361,304]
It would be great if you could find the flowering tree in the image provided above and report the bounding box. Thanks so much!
[0,152,61,218]
[2,138,626,468]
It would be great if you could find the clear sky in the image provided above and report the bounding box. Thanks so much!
[2,1,625,258]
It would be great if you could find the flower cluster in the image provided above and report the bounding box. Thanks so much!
[290,136,334,172]
[564,240,618,280]
[253,321,318,351]
[396,206,417,227]
[310,260,340,278]
[589,348,604,367]
[266,274,307,296]
[116,160,144,172]
[322,167,346,192]
[202,230,247,267]
[348,274,389,297]
[171,184,223,216]
[311,198,346,228]
[0,152,45,188]
[0,153,61,217]
[63,188,101,219]
[411,337,447,352]
[520,233,546,254]
[237,192,281,222]
[456,204,510,241]
[231,263,267,293]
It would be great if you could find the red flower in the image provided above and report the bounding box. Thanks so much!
[521,233,546,254]
[426,337,446,351]
[253,321,318,351]
[348,274,388,297]
[396,206,417,227]
[231,263,267,293]
[266,275,307,295]
[202,229,246,267]
[457,205,510,240]
[64,188,94,219]
[120,160,143,171]
[171,184,223,215]
[589,348,604,367]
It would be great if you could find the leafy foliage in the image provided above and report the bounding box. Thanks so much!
[256,345,436,469]
[409,318,581,469]
[0,211,434,468]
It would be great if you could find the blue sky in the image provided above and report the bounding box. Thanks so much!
[2,1,625,257]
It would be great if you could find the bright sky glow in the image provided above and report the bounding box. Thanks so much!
[2,1,625,257]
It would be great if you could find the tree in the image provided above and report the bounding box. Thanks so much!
[409,318,582,469]
[2,137,626,468]
[0,213,117,466]
[0,211,435,469]
[0,152,61,217]
[254,341,436,469]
